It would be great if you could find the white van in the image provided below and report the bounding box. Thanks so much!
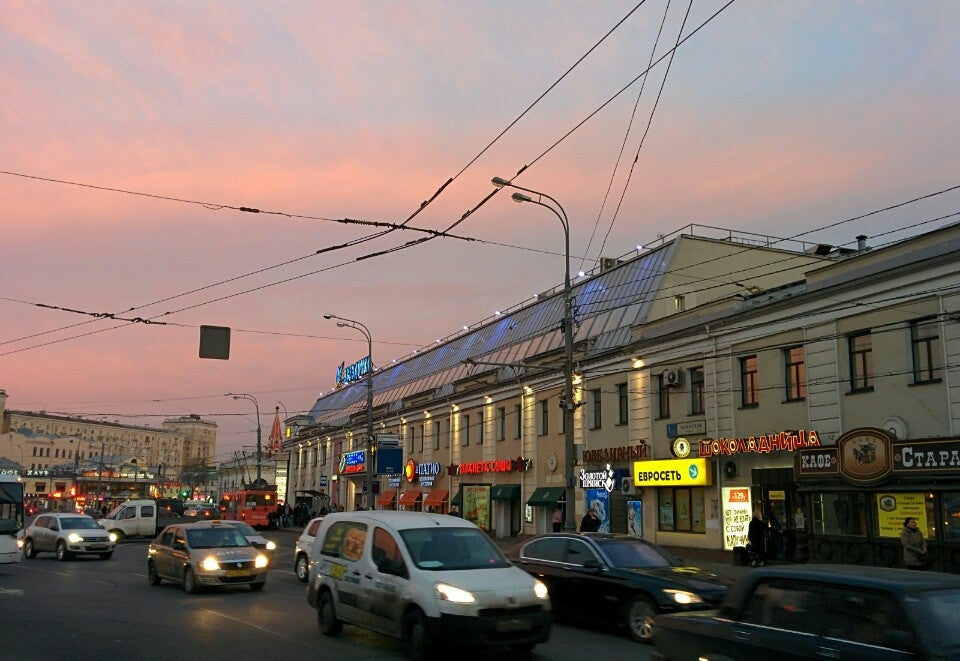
[306,511,551,659]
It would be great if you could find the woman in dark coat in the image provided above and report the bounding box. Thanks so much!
[747,507,767,567]
[901,517,927,569]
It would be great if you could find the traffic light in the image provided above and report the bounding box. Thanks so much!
[180,489,189,498]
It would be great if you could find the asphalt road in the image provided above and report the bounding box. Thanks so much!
[0,528,655,661]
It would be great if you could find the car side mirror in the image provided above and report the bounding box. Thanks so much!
[582,559,602,573]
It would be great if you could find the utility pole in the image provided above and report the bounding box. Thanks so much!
[95,440,105,509]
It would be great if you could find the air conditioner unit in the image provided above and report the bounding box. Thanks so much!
[663,368,684,387]
[621,477,634,495]
[600,257,621,272]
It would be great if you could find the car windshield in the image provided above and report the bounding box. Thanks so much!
[916,587,960,649]
[186,528,250,549]
[595,538,679,568]
[227,522,256,535]
[59,517,101,530]
[401,527,511,571]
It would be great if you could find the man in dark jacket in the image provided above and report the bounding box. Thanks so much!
[579,507,601,533]
[748,507,767,567]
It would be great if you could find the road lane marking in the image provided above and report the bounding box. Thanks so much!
[0,588,24,596]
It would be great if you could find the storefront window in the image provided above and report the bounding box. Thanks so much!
[811,493,867,536]
[658,488,706,533]
[943,492,960,541]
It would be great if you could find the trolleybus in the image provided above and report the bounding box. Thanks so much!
[0,473,25,564]
[219,485,278,528]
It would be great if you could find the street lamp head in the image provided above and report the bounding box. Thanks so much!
[337,321,346,328]
[323,313,335,320]
[491,176,510,188]
[512,192,533,204]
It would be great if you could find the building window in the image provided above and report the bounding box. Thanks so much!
[418,425,424,452]
[477,412,484,444]
[407,427,414,453]
[848,331,873,392]
[657,373,670,418]
[784,346,806,401]
[811,492,867,536]
[911,317,942,384]
[320,443,327,465]
[690,367,704,415]
[657,487,706,533]
[496,407,506,441]
[617,383,628,425]
[590,389,602,429]
[514,404,522,439]
[461,414,470,446]
[674,294,685,311]
[433,422,440,450]
[444,419,450,449]
[312,447,318,467]
[740,355,759,407]
[538,400,549,436]
[33,447,38,456]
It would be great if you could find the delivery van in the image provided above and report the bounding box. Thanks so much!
[306,510,551,660]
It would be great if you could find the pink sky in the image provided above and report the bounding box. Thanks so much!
[2,1,959,463]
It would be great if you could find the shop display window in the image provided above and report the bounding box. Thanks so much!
[658,488,706,534]
[811,493,867,536]
[942,492,960,541]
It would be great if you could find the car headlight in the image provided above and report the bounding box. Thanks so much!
[201,556,221,571]
[663,589,704,605]
[533,580,549,600]
[265,540,277,551]
[67,533,83,544]
[255,554,269,568]
[17,538,24,550]
[436,583,476,604]
[108,532,118,543]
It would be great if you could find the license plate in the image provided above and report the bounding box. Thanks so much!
[89,545,107,551]
[225,569,246,577]
[495,617,530,632]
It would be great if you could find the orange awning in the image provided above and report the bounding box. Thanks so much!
[377,490,398,506]
[398,490,423,506]
[422,490,449,507]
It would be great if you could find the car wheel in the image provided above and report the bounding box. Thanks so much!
[404,609,434,661]
[147,561,162,586]
[24,538,36,559]
[55,541,71,562]
[99,552,113,560]
[183,568,198,594]
[624,595,656,643]
[250,581,266,592]
[295,554,309,582]
[317,591,343,636]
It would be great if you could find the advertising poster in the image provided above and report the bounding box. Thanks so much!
[626,500,642,537]
[585,488,611,533]
[722,487,752,551]
[462,484,491,531]
[876,493,927,538]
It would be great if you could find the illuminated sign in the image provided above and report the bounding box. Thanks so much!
[405,460,443,487]
[722,487,753,551]
[582,443,649,463]
[698,430,821,457]
[335,356,371,387]
[632,458,711,487]
[338,450,366,475]
[448,457,530,476]
[579,464,615,492]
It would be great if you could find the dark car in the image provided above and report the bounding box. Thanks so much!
[652,564,960,661]
[504,533,730,643]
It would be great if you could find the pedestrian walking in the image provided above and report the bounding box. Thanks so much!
[552,506,563,533]
[579,507,601,533]
[748,507,767,567]
[901,517,928,569]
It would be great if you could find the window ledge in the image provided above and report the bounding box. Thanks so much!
[846,387,875,395]
[738,403,759,410]
[909,379,943,387]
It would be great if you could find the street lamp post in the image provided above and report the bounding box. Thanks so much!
[324,313,375,510]
[226,393,263,484]
[492,176,577,532]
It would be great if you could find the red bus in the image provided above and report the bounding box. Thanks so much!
[219,486,278,529]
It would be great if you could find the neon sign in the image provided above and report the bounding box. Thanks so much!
[335,356,371,387]
[698,429,821,457]
[448,457,530,476]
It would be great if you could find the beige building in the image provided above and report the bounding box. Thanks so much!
[0,390,217,505]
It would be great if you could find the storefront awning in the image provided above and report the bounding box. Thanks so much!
[377,490,398,506]
[451,488,462,507]
[527,486,566,507]
[490,484,521,501]
[398,490,422,507]
[422,490,449,507]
